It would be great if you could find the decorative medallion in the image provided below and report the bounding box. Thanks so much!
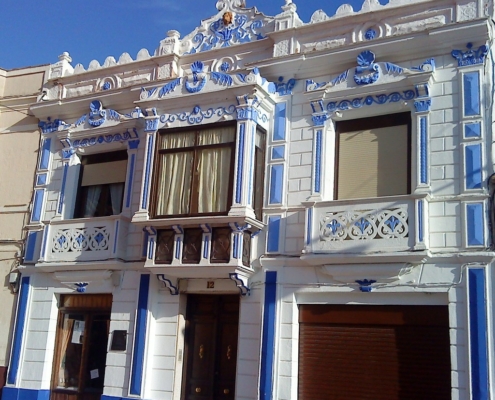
[354,50,380,85]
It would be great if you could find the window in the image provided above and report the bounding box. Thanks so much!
[152,124,236,218]
[335,112,411,200]
[253,128,266,219]
[74,150,127,218]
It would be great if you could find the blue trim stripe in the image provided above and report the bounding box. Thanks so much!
[25,231,39,262]
[125,153,136,208]
[273,103,286,141]
[236,123,246,204]
[260,271,277,400]
[420,117,428,184]
[39,138,51,170]
[464,71,481,116]
[8,276,30,385]
[267,216,281,253]
[1,388,50,400]
[31,189,44,222]
[314,130,322,193]
[204,235,209,259]
[468,268,489,399]
[306,208,313,246]
[465,122,481,138]
[466,203,484,246]
[58,163,69,214]
[418,200,424,243]
[141,135,154,210]
[113,220,120,254]
[271,145,285,160]
[465,144,482,189]
[130,274,150,396]
[269,165,284,204]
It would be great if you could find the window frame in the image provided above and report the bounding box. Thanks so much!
[334,112,412,200]
[73,150,128,219]
[151,122,237,219]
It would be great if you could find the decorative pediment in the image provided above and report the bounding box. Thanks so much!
[39,100,145,136]
[306,50,435,92]
[176,1,274,56]
[140,66,276,101]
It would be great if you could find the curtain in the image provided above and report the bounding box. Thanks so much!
[83,185,102,217]
[57,316,74,388]
[109,183,124,215]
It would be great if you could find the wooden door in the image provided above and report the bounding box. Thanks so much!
[182,295,239,400]
[51,295,111,400]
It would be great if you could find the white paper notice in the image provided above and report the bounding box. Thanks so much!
[71,320,85,344]
[90,369,99,379]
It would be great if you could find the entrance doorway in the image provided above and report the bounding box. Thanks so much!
[51,294,112,400]
[182,295,239,400]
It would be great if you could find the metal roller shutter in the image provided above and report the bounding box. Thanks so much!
[298,305,451,400]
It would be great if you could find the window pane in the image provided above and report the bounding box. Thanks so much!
[198,126,235,145]
[155,151,194,215]
[197,147,231,213]
[338,125,408,199]
[55,314,84,390]
[159,132,195,149]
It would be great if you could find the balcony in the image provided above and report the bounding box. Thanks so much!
[302,195,429,265]
[41,215,130,264]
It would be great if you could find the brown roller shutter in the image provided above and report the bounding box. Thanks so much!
[298,305,451,400]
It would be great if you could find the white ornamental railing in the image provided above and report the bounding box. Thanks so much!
[44,215,130,262]
[304,195,428,254]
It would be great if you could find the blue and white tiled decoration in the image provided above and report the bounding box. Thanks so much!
[452,43,488,67]
[186,13,266,54]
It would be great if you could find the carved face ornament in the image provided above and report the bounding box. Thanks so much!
[223,11,233,25]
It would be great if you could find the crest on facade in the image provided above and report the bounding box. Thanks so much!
[451,42,488,67]
[306,50,435,92]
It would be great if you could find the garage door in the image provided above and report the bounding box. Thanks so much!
[299,305,451,400]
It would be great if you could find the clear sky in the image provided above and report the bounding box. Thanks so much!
[1,0,387,70]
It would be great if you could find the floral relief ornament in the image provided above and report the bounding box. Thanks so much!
[354,50,380,85]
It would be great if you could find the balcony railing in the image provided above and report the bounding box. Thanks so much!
[303,195,428,257]
[42,215,130,263]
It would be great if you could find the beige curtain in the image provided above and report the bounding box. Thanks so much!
[57,316,74,388]
[156,127,234,215]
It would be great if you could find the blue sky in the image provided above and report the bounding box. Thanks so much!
[1,0,387,70]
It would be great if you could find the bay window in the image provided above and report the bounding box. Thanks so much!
[152,124,235,217]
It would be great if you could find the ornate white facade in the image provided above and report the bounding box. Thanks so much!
[4,0,495,399]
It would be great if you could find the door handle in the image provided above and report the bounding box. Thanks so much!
[226,345,232,360]
[199,344,204,359]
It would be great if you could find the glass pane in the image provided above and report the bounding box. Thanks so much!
[84,315,110,392]
[155,151,193,215]
[198,126,235,145]
[159,132,195,149]
[197,147,231,213]
[55,314,84,390]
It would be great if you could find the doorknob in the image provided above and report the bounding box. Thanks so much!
[199,344,204,359]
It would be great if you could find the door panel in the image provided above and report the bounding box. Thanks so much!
[183,295,239,400]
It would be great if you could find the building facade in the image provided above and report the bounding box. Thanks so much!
[0,64,48,396]
[3,0,495,399]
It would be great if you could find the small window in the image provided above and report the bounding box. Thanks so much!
[335,112,411,200]
[74,151,127,218]
[253,128,266,220]
[152,124,235,218]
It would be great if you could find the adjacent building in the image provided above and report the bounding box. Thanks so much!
[0,65,48,395]
[3,0,495,398]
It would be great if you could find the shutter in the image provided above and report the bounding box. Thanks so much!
[298,305,451,400]
[81,160,127,186]
[337,124,408,200]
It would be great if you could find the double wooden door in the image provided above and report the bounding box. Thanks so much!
[182,295,239,400]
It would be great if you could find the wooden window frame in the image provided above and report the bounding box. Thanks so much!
[151,122,236,219]
[334,112,412,200]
